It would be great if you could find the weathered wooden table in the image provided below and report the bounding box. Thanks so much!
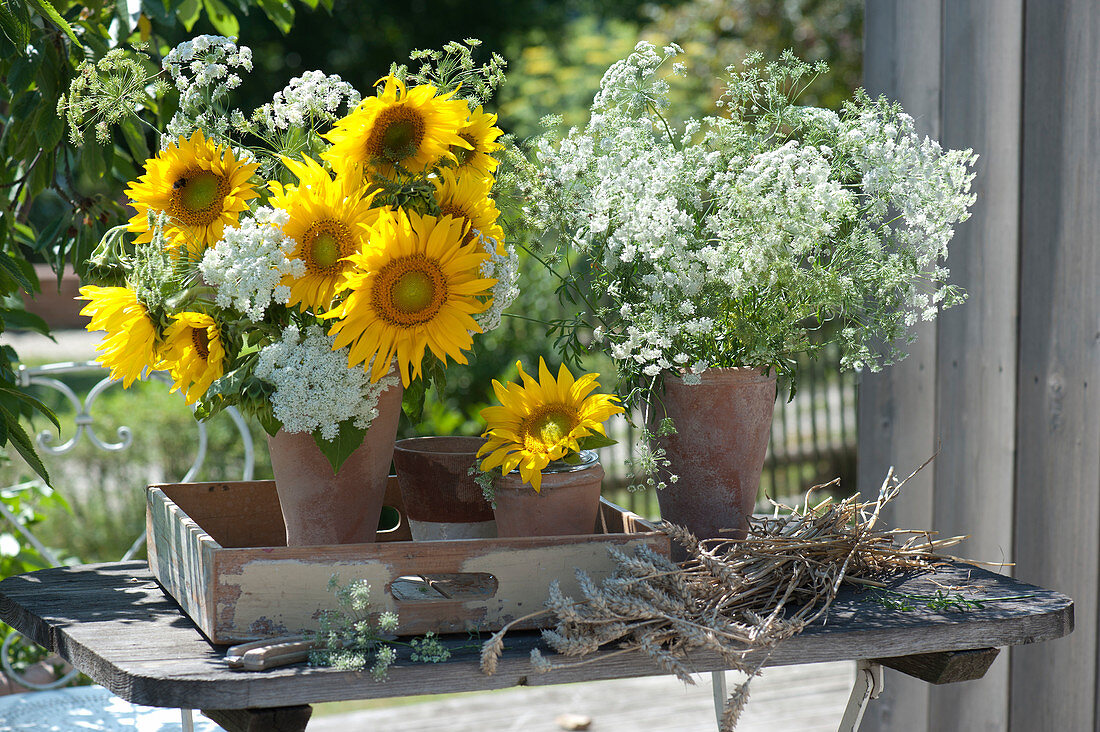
[0,560,1073,732]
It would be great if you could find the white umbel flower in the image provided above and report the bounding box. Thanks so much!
[255,324,399,441]
[199,207,304,322]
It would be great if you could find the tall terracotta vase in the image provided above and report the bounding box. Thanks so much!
[492,453,605,537]
[267,379,403,546]
[652,367,776,544]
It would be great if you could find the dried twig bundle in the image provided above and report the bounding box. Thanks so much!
[480,463,966,732]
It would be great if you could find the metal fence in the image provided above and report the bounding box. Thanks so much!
[601,343,858,520]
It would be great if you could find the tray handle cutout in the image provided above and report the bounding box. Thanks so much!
[389,573,499,603]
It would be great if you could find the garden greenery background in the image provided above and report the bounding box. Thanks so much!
[0,0,861,584]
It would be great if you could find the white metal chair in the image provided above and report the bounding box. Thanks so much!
[0,360,255,731]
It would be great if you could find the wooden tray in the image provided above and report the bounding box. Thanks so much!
[146,479,668,645]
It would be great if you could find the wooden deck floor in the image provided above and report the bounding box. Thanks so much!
[309,661,854,731]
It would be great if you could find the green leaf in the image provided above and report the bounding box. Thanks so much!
[426,356,446,394]
[254,405,281,436]
[401,378,425,424]
[176,0,202,31]
[28,211,69,260]
[312,422,368,473]
[114,0,133,36]
[26,0,78,43]
[35,108,64,151]
[0,403,50,485]
[0,308,52,337]
[0,384,59,431]
[0,3,30,47]
[35,39,62,99]
[577,432,617,451]
[119,119,150,162]
[202,0,239,37]
[257,0,294,34]
[8,52,43,94]
[0,253,35,294]
[203,367,252,404]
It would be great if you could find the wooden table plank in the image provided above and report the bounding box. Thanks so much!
[0,561,1073,711]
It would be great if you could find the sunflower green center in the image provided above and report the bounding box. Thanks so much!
[521,405,579,450]
[180,171,219,210]
[535,412,572,444]
[313,232,340,268]
[366,106,426,163]
[372,254,449,326]
[191,327,210,360]
[301,220,353,275]
[168,168,230,227]
[392,271,434,313]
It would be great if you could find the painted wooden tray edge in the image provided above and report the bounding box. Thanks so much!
[146,479,669,644]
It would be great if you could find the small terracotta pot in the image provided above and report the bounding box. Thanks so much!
[267,378,403,546]
[492,454,604,537]
[393,435,496,540]
[652,367,776,545]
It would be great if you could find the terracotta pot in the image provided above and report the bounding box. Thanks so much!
[492,453,604,537]
[393,435,496,540]
[267,379,403,546]
[652,367,776,544]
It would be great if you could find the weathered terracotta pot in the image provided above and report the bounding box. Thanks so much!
[652,367,776,544]
[393,435,496,540]
[492,453,604,537]
[267,379,403,546]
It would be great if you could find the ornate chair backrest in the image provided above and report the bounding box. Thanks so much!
[0,360,255,690]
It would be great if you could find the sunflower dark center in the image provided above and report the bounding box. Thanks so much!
[169,168,230,227]
[392,271,434,313]
[191,327,210,360]
[366,106,427,163]
[535,412,571,444]
[302,220,353,275]
[522,405,579,449]
[372,254,449,327]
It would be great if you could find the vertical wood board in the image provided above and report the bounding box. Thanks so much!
[1012,1,1100,730]
[930,2,1024,730]
[859,2,943,729]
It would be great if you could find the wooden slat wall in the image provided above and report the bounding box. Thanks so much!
[860,1,1100,730]
[858,2,941,729]
[1012,2,1100,731]
[931,3,1022,731]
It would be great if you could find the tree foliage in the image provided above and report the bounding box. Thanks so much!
[0,0,321,481]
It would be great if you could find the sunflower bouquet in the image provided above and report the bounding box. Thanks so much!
[66,37,519,469]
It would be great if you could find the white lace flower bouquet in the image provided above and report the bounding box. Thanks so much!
[64,36,519,469]
[518,42,977,401]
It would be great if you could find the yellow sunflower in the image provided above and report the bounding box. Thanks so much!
[322,75,470,178]
[269,156,380,311]
[477,359,624,492]
[158,312,226,405]
[432,169,505,251]
[77,286,160,388]
[450,105,504,180]
[324,209,496,387]
[126,130,259,256]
